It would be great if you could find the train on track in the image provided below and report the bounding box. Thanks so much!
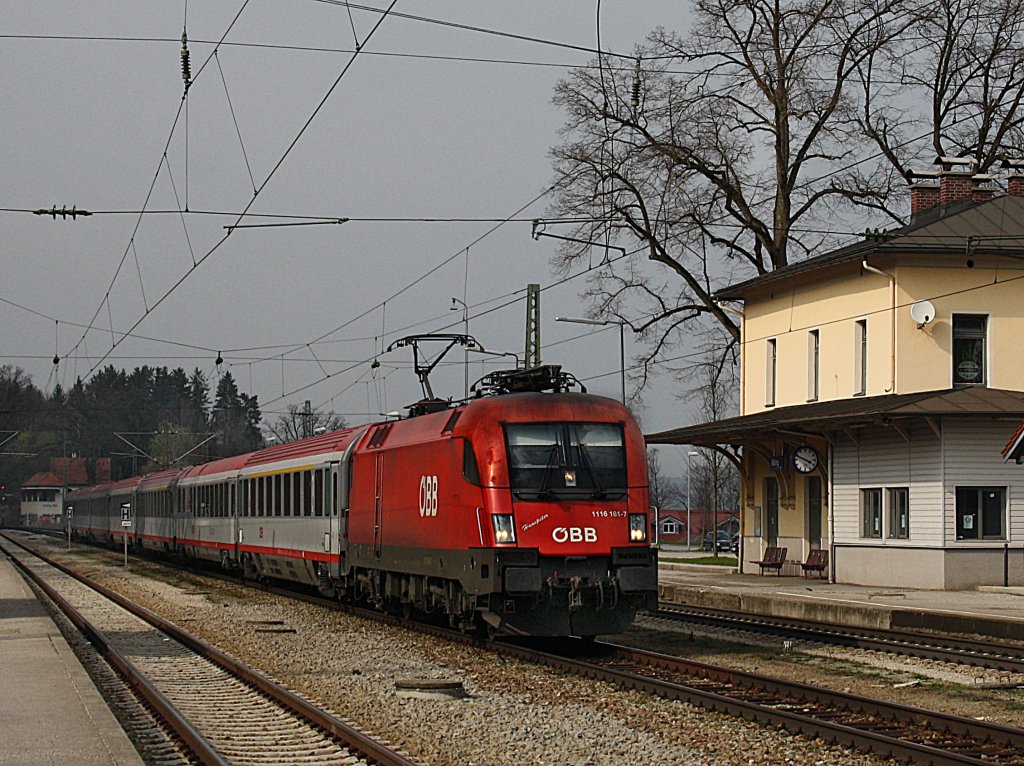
[67,358,658,637]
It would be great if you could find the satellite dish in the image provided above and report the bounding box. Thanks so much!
[910,300,936,327]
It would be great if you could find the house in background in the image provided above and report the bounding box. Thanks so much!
[650,161,1024,589]
[17,457,104,527]
[19,472,65,525]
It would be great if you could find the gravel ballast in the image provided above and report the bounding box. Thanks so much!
[30,537,907,766]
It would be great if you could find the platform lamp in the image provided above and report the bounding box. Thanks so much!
[554,316,626,404]
[687,450,700,551]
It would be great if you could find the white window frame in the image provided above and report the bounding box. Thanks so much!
[807,329,820,402]
[951,313,988,387]
[887,487,909,540]
[766,338,777,407]
[860,487,882,539]
[854,319,867,396]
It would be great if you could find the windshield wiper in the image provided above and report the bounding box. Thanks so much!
[535,445,560,499]
[576,443,606,499]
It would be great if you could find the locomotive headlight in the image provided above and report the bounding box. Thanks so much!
[629,513,647,542]
[492,514,517,544]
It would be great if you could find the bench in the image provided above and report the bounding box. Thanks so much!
[750,546,787,576]
[800,549,829,579]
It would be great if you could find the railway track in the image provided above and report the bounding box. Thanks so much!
[16,531,1024,766]
[656,601,1024,674]
[510,640,1024,766]
[1,533,420,766]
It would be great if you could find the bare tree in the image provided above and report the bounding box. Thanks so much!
[647,447,684,510]
[682,344,741,552]
[265,403,347,445]
[549,0,911,390]
[549,0,1024,390]
[859,0,1024,179]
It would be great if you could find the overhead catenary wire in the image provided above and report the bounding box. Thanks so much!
[76,0,400,379]
[63,0,254,367]
[10,8,1011,414]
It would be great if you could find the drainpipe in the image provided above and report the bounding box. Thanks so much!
[828,441,836,583]
[861,260,896,393]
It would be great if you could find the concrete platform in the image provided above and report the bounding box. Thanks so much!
[658,558,1024,641]
[0,554,144,766]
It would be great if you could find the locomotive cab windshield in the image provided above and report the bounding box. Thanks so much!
[504,422,626,501]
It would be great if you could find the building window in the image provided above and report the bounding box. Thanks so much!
[861,488,882,538]
[854,319,867,395]
[662,520,678,534]
[766,338,777,406]
[952,314,986,386]
[887,487,909,539]
[956,487,1005,540]
[807,329,819,401]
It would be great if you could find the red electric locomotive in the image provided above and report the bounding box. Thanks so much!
[344,364,657,636]
[68,359,657,637]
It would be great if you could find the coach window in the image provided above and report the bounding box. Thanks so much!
[333,471,339,516]
[302,471,312,516]
[293,471,303,516]
[313,469,324,516]
[282,473,292,516]
[272,474,281,516]
[956,487,1005,540]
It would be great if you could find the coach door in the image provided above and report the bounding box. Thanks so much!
[328,462,341,556]
[373,454,384,558]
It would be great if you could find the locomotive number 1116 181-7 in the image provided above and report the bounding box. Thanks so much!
[591,509,626,518]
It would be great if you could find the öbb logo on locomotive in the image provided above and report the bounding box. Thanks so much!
[552,527,598,543]
[418,474,438,517]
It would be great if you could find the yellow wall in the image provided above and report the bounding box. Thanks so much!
[739,255,1024,414]
[741,264,891,414]
[895,261,1024,392]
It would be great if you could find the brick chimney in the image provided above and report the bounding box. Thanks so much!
[907,169,941,219]
[935,156,976,206]
[1009,174,1024,197]
[972,174,996,203]
[910,181,940,218]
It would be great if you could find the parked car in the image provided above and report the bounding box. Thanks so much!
[702,531,733,552]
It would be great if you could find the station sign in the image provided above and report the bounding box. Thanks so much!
[121,502,132,527]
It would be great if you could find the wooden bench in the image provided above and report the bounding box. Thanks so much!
[800,549,829,579]
[750,546,787,576]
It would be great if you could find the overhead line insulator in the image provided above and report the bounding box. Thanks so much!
[33,205,92,220]
[181,31,192,91]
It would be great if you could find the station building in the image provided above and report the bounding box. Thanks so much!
[649,166,1024,589]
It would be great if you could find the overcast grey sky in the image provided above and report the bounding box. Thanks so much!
[2,2,704,467]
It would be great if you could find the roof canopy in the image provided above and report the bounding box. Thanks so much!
[648,387,1024,446]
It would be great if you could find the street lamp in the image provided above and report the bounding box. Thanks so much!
[554,316,626,404]
[687,450,700,551]
[451,297,469,400]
